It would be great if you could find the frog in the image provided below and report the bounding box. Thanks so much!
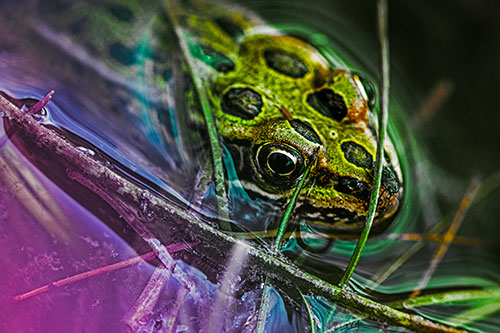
[167,0,404,232]
[31,0,403,233]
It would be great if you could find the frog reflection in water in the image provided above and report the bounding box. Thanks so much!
[38,0,403,234]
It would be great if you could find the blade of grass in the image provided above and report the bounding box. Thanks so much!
[412,80,453,129]
[339,0,390,289]
[389,288,500,309]
[297,287,317,333]
[273,164,312,251]
[256,163,313,332]
[370,167,498,290]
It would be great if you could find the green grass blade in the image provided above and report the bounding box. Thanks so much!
[256,163,313,332]
[392,288,500,308]
[339,0,390,289]
[273,164,312,250]
[297,288,317,333]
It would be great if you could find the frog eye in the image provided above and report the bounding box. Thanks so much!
[263,49,308,78]
[256,143,305,184]
[306,89,347,121]
[221,87,263,119]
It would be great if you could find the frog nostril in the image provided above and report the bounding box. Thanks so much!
[306,88,347,121]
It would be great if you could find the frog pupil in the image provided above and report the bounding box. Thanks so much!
[268,151,295,175]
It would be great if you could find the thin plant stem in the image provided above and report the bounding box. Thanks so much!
[256,163,313,333]
[297,287,317,333]
[273,164,312,250]
[367,215,451,289]
[13,242,194,302]
[392,287,500,308]
[339,0,390,289]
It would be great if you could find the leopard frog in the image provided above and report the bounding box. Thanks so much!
[35,0,403,233]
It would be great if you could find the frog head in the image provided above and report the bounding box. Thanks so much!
[208,34,403,232]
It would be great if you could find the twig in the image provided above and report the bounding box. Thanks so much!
[13,242,193,302]
[412,80,453,129]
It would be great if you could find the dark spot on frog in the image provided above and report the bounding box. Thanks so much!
[289,120,321,144]
[307,89,347,121]
[221,87,262,120]
[335,176,370,200]
[264,49,308,78]
[106,4,135,22]
[214,17,244,38]
[382,166,400,194]
[341,141,373,169]
[109,42,137,66]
